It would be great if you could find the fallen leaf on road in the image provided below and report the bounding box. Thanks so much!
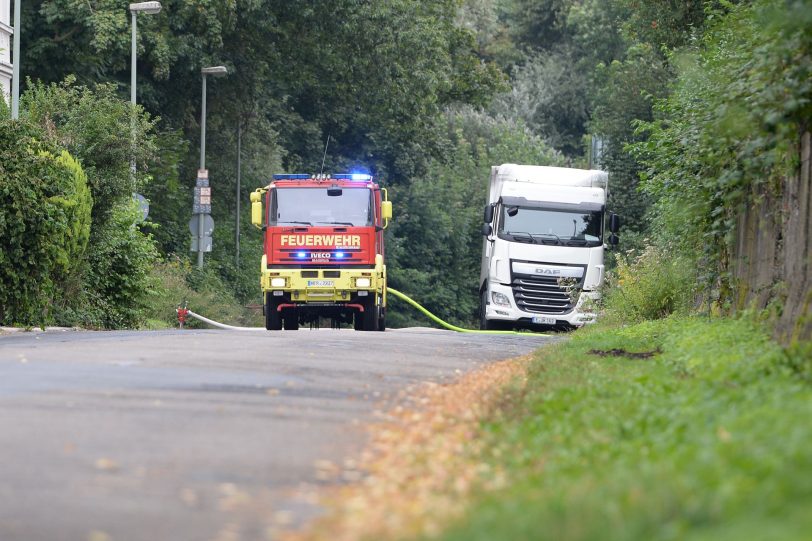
[94,458,119,472]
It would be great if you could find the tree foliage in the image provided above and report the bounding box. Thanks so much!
[633,0,812,297]
[0,120,92,325]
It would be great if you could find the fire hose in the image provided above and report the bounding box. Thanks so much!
[177,288,546,336]
[386,287,544,336]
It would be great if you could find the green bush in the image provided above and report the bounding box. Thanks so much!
[0,120,92,325]
[22,77,159,227]
[81,203,159,329]
[602,243,696,323]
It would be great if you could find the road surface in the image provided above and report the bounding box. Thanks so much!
[0,327,554,541]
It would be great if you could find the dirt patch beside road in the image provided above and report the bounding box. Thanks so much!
[284,354,532,541]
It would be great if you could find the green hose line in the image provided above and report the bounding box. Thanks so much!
[386,287,545,336]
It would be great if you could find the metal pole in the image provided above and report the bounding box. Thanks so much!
[236,121,241,267]
[197,74,207,268]
[130,11,137,185]
[11,0,21,119]
[200,75,207,170]
[131,12,137,106]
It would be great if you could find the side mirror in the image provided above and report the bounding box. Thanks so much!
[482,223,493,237]
[609,213,620,234]
[381,200,392,221]
[251,200,263,227]
[609,233,619,247]
[483,203,495,224]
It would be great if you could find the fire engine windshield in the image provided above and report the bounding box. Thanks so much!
[498,206,603,247]
[270,187,373,227]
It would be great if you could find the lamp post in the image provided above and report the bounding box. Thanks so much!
[11,0,20,119]
[197,65,228,268]
[129,2,161,182]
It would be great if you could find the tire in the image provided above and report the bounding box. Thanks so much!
[354,298,378,331]
[283,310,299,331]
[363,304,378,331]
[479,289,500,331]
[353,310,364,331]
[265,294,282,331]
[376,308,386,332]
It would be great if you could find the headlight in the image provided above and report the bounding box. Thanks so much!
[491,291,511,307]
[355,277,371,288]
[270,277,286,288]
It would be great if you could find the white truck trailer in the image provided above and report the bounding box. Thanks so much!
[479,164,619,330]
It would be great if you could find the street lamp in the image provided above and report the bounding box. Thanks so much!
[129,2,162,182]
[197,65,228,268]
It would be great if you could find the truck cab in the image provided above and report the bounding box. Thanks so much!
[251,173,392,331]
[480,164,618,330]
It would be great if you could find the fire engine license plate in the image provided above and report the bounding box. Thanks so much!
[532,316,556,325]
[307,280,334,288]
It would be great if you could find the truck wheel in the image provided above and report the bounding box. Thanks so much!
[265,295,282,331]
[353,310,364,331]
[480,290,498,331]
[283,310,299,331]
[376,309,386,332]
[354,299,377,331]
[363,305,379,331]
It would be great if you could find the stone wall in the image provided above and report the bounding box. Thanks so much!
[732,130,811,343]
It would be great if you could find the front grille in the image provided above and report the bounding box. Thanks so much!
[511,273,581,315]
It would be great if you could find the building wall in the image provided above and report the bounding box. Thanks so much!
[0,0,12,104]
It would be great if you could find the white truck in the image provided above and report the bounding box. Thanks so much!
[479,164,619,330]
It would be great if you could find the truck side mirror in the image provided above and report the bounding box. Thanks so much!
[250,191,264,228]
[609,233,619,247]
[483,203,495,223]
[381,200,392,221]
[482,223,493,237]
[609,213,620,233]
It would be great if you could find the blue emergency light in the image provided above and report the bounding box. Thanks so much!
[273,174,311,180]
[296,251,308,259]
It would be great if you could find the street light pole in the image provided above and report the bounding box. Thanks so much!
[197,65,228,268]
[235,120,242,268]
[11,0,20,119]
[129,2,162,183]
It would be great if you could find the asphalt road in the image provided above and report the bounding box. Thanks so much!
[0,327,554,541]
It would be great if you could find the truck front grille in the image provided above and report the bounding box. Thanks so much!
[511,274,580,315]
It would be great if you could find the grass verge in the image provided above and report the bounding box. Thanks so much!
[427,316,812,541]
[292,316,811,541]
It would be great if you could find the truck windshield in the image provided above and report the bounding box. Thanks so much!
[270,188,373,227]
[498,206,602,246]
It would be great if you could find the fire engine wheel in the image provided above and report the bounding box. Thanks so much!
[354,299,378,331]
[265,295,282,331]
[376,309,386,332]
[283,311,299,331]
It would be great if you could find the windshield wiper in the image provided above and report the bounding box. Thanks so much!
[506,232,537,244]
[279,220,313,226]
[565,238,588,246]
[531,233,561,245]
[315,221,355,226]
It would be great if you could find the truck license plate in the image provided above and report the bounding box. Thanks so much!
[532,316,556,325]
[307,280,334,288]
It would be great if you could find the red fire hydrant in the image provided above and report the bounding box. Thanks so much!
[176,304,189,329]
